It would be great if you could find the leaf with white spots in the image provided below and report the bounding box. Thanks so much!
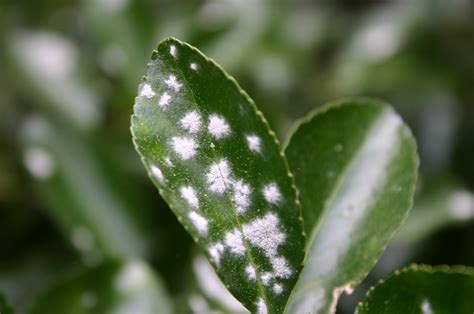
[357,264,474,314]
[284,99,419,313]
[131,37,305,313]
[31,260,173,314]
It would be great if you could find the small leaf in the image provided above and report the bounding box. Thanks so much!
[131,38,305,312]
[357,264,474,314]
[284,99,418,313]
[31,260,173,314]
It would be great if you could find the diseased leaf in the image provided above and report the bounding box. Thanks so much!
[31,260,173,314]
[131,37,305,313]
[357,264,474,314]
[284,99,418,313]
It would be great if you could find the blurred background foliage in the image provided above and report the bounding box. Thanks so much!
[0,0,473,313]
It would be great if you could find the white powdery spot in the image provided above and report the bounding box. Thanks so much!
[209,242,224,266]
[180,110,202,134]
[262,183,282,205]
[273,283,283,295]
[165,75,182,92]
[158,92,171,109]
[180,186,199,209]
[245,265,256,281]
[151,165,165,183]
[164,156,174,167]
[190,62,198,70]
[171,136,198,160]
[139,83,155,98]
[208,114,231,139]
[448,191,474,220]
[256,298,268,314]
[189,211,209,236]
[271,257,292,278]
[170,45,177,57]
[206,159,232,194]
[233,180,251,214]
[224,229,246,256]
[115,260,150,292]
[421,298,434,314]
[23,147,55,180]
[246,134,262,153]
[243,212,286,258]
[261,272,273,286]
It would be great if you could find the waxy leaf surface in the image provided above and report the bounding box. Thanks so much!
[131,38,305,313]
[285,99,418,313]
[357,265,474,314]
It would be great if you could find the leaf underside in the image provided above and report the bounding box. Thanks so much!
[131,37,305,313]
[357,264,474,314]
[284,99,419,313]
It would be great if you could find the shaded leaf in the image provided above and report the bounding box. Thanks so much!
[31,260,172,314]
[284,99,418,313]
[131,37,305,312]
[357,264,474,314]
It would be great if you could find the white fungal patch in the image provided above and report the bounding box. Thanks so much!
[245,265,256,281]
[273,283,283,295]
[190,62,198,70]
[206,159,232,194]
[158,92,171,108]
[209,242,224,266]
[246,134,262,153]
[180,110,201,134]
[232,180,251,214]
[170,45,177,57]
[421,298,434,314]
[271,256,292,278]
[139,83,155,98]
[164,156,174,167]
[150,165,165,183]
[256,298,268,314]
[263,183,282,205]
[261,272,273,286]
[23,147,55,180]
[180,186,199,209]
[208,114,231,139]
[224,229,246,256]
[188,211,209,236]
[243,212,286,258]
[165,75,182,92]
[171,136,198,160]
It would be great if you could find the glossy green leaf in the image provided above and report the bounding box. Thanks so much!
[284,99,418,313]
[357,264,474,314]
[0,293,14,314]
[31,260,172,314]
[131,37,305,312]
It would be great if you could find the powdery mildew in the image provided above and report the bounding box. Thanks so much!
[209,242,224,266]
[171,136,198,160]
[170,45,177,57]
[189,211,209,236]
[243,212,286,258]
[208,114,231,139]
[271,256,292,278]
[140,83,155,98]
[245,265,256,281]
[261,272,273,286]
[150,165,164,183]
[165,75,182,92]
[256,298,268,314]
[206,159,232,194]
[180,110,202,134]
[180,186,199,209]
[158,92,171,108]
[164,156,174,167]
[224,229,246,256]
[246,134,262,153]
[190,62,198,70]
[262,183,282,205]
[272,283,283,295]
[232,180,251,214]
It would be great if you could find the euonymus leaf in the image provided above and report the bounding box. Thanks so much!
[131,37,305,313]
[284,99,418,313]
[357,264,474,314]
[0,293,14,314]
[31,260,172,314]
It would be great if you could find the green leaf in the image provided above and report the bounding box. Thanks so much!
[0,293,14,314]
[284,99,418,313]
[357,264,474,314]
[131,37,305,313]
[31,260,173,314]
